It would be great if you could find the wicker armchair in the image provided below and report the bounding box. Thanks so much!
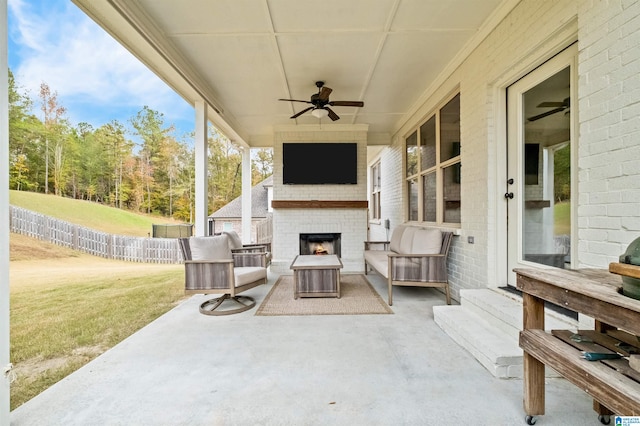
[179,234,267,315]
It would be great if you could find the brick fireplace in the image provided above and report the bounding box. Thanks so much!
[269,125,369,274]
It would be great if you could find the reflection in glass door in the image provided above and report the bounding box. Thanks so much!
[522,67,571,268]
[506,46,576,285]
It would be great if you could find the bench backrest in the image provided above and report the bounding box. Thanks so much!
[389,225,453,256]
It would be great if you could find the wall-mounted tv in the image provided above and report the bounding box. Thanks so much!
[283,142,357,185]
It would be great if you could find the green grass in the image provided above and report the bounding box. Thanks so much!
[554,201,571,235]
[9,190,189,409]
[10,263,184,409]
[10,190,180,237]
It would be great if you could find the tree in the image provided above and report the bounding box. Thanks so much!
[8,68,40,191]
[252,148,273,184]
[129,106,176,215]
[39,82,68,195]
[208,125,243,212]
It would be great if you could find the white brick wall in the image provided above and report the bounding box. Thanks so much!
[268,0,640,293]
[578,0,640,267]
[367,0,625,301]
[271,125,369,273]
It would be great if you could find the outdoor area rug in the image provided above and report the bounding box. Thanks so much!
[255,274,393,316]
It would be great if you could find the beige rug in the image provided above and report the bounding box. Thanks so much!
[255,274,393,316]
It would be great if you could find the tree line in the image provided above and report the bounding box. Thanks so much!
[7,69,273,222]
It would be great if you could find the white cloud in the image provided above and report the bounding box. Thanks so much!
[8,0,193,129]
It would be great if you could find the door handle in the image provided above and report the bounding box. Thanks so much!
[504,192,514,199]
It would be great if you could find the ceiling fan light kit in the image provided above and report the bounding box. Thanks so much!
[279,81,364,122]
[311,108,329,119]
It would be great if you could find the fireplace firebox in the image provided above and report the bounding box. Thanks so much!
[299,233,341,257]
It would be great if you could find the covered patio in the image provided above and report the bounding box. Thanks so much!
[10,273,597,425]
[3,0,640,423]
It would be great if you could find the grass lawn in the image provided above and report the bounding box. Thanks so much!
[10,190,182,237]
[9,235,186,410]
[554,201,571,235]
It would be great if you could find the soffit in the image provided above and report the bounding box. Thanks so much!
[73,0,511,146]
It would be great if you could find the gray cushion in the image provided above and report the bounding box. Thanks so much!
[411,228,442,254]
[364,250,392,278]
[389,225,407,253]
[223,230,243,249]
[234,266,267,286]
[189,235,232,260]
[398,226,416,254]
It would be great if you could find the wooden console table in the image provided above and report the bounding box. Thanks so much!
[516,267,640,425]
[290,255,343,299]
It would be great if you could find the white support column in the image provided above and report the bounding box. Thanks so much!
[1,1,11,423]
[241,148,252,244]
[194,100,209,236]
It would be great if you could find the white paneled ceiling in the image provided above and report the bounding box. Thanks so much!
[73,0,511,146]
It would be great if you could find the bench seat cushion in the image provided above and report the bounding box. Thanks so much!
[364,250,393,278]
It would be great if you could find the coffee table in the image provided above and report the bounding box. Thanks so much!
[289,254,344,299]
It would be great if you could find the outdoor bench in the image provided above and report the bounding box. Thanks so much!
[364,224,453,305]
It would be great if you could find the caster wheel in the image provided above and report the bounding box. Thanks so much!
[598,415,611,425]
[525,415,536,425]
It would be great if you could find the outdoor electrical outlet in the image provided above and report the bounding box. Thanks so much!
[468,236,475,244]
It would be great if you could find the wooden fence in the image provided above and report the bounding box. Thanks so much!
[256,214,272,245]
[9,206,184,264]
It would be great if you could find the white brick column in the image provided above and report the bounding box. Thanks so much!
[241,147,251,244]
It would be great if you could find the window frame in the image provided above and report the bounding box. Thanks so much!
[370,160,382,222]
[405,92,461,225]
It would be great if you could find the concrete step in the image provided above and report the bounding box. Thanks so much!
[433,305,523,378]
[460,289,581,341]
[434,289,573,378]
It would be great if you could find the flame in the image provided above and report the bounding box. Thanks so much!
[314,243,328,255]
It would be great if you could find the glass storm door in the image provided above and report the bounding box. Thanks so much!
[506,46,576,286]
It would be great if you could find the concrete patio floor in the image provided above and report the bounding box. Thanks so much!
[11,272,601,425]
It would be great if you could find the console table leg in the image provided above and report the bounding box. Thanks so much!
[522,292,545,416]
[523,352,545,415]
[593,320,615,417]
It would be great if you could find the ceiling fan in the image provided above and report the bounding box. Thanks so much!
[279,81,364,121]
[527,97,570,121]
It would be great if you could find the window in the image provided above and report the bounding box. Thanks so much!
[405,93,461,224]
[370,161,381,220]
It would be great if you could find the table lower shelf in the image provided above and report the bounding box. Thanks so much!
[520,329,640,416]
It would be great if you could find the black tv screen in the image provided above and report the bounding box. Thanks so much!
[283,143,357,184]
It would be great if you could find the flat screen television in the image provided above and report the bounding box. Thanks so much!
[283,142,357,184]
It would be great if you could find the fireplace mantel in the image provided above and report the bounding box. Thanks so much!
[271,200,368,209]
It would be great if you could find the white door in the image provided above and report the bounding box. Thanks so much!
[506,45,577,286]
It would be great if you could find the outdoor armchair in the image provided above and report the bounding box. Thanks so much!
[179,234,267,315]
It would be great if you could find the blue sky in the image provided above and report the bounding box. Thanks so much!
[7,0,196,141]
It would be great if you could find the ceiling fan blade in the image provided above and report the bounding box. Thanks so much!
[536,101,565,108]
[290,106,314,119]
[326,107,340,121]
[279,98,312,103]
[329,101,364,107]
[527,107,565,122]
[318,86,332,101]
